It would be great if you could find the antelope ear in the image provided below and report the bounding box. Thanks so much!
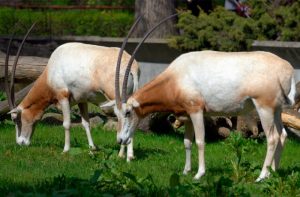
[127,98,140,108]
[8,107,22,120]
[100,100,116,115]
[8,107,22,114]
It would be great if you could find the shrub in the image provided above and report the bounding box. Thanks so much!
[0,8,134,37]
[169,0,300,52]
[169,7,257,52]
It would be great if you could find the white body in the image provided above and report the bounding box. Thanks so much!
[118,50,296,181]
[171,51,293,114]
[48,43,138,104]
[13,43,139,160]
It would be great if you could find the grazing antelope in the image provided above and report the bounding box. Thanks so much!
[5,24,139,161]
[111,15,296,182]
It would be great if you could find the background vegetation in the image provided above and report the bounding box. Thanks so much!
[0,8,134,37]
[12,0,135,6]
[1,122,300,196]
[1,0,299,48]
[169,0,300,52]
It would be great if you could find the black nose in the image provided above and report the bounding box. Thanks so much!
[168,115,176,123]
[117,138,122,144]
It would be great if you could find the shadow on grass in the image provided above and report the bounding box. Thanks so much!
[0,175,124,196]
[277,166,300,176]
[104,143,168,161]
[0,172,162,196]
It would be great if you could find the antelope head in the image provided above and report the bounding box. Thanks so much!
[5,23,36,145]
[113,14,178,145]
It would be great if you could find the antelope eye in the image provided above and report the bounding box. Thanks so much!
[125,111,131,117]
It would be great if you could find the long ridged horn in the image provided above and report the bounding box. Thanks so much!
[121,13,178,103]
[9,22,36,107]
[115,16,142,109]
[4,31,16,109]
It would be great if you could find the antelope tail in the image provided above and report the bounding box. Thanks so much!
[287,77,296,106]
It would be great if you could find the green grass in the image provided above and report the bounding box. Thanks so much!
[1,122,300,196]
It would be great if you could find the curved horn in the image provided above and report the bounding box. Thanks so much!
[121,13,178,103]
[4,31,16,109]
[115,16,142,109]
[10,22,36,107]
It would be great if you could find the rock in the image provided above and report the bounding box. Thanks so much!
[41,112,63,125]
[236,112,260,137]
[89,116,104,128]
[218,127,231,138]
[103,118,117,131]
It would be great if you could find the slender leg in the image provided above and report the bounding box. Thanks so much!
[183,119,194,175]
[272,107,287,170]
[118,138,134,162]
[190,110,205,180]
[60,98,71,152]
[118,145,126,158]
[126,138,134,162]
[254,101,279,182]
[78,103,96,150]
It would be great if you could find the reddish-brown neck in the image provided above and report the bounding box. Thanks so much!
[132,71,205,118]
[20,69,55,120]
[132,73,187,117]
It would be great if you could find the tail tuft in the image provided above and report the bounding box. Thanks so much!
[287,77,296,105]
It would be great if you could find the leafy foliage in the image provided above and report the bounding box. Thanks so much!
[0,91,6,101]
[169,1,300,52]
[0,8,134,37]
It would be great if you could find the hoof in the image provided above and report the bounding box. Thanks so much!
[256,171,270,182]
[183,169,191,175]
[89,145,99,151]
[126,156,135,162]
[193,172,205,180]
[255,177,265,182]
[61,150,69,154]
[118,152,126,159]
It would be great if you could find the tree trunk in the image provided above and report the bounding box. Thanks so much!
[133,0,178,38]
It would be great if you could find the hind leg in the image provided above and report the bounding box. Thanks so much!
[78,103,96,150]
[183,119,194,175]
[272,107,287,170]
[190,110,206,180]
[253,100,281,182]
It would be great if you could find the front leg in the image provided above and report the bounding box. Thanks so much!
[183,119,194,175]
[127,138,134,162]
[78,102,96,150]
[60,98,71,152]
[118,138,134,162]
[190,110,205,180]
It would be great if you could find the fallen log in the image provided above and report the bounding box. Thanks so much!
[0,55,48,82]
[0,82,33,115]
[282,108,300,131]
